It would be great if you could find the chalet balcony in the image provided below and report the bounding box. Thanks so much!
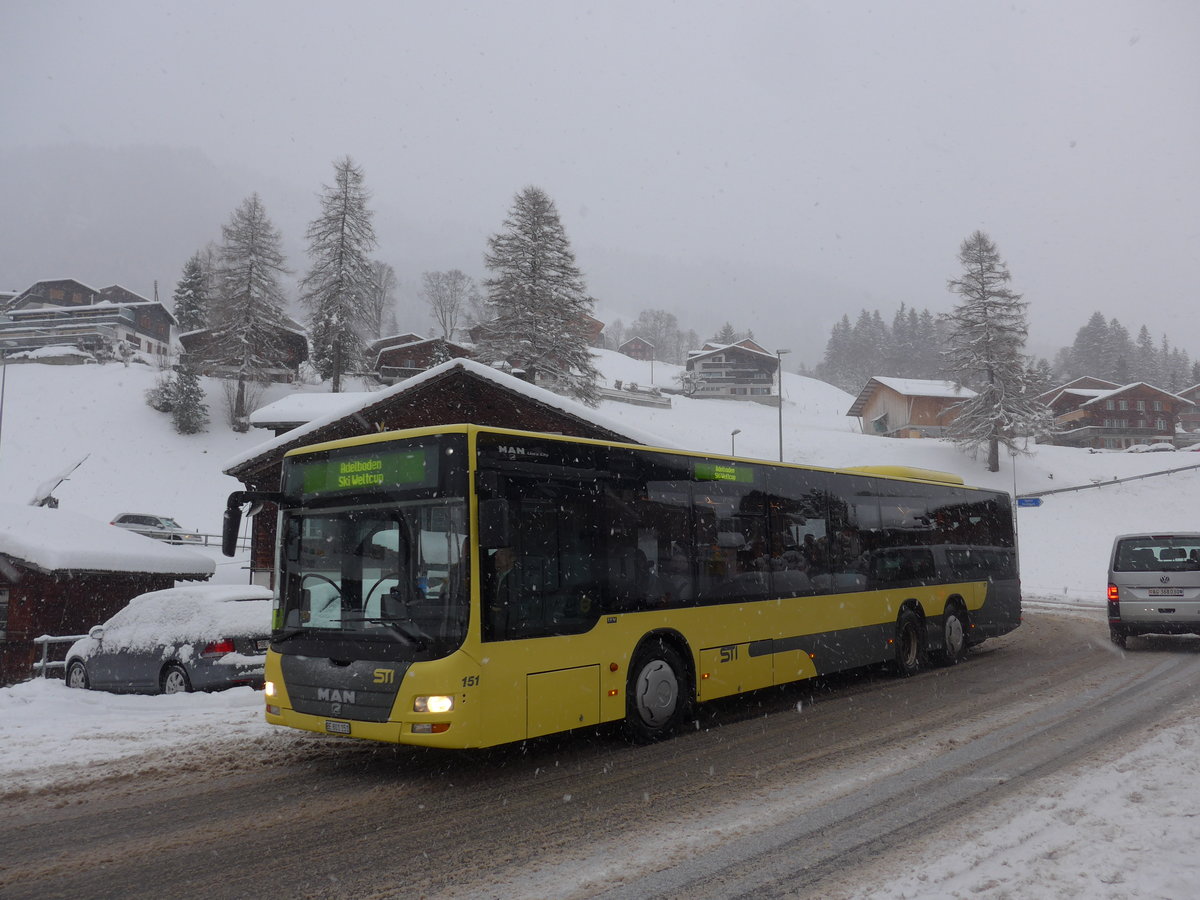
[1052,425,1175,447]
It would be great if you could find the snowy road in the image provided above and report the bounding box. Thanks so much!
[2,611,1196,899]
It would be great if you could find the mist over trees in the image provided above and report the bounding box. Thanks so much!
[942,230,1053,472]
[422,269,478,342]
[814,305,951,393]
[473,185,601,406]
[1055,312,1199,390]
[300,156,378,392]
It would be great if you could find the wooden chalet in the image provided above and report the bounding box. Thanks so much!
[685,339,779,402]
[1178,384,1200,440]
[368,334,473,384]
[846,377,976,438]
[0,278,175,359]
[618,336,655,361]
[1043,381,1194,450]
[179,318,309,383]
[0,505,214,686]
[224,358,654,585]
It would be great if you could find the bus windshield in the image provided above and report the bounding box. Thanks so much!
[278,500,468,652]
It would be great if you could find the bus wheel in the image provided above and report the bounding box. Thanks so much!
[625,638,690,743]
[892,609,923,677]
[1109,625,1128,649]
[933,603,969,666]
[161,663,192,694]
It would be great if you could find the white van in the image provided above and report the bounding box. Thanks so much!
[1107,533,1200,648]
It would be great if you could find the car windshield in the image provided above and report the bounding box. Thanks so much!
[160,518,183,529]
[278,500,468,653]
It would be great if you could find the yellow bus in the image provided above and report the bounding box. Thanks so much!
[222,424,1020,748]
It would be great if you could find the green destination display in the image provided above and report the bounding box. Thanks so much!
[295,446,433,496]
[694,462,755,483]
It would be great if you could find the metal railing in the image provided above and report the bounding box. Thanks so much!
[1018,460,1200,500]
[32,633,89,678]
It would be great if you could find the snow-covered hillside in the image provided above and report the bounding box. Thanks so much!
[3,349,1198,600]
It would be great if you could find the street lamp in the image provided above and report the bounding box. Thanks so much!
[730,428,741,455]
[776,348,791,461]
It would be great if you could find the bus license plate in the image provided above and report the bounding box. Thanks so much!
[1148,588,1183,597]
[325,720,351,735]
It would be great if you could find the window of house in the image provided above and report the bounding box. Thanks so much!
[1118,399,1128,410]
[1136,400,1146,411]
[49,288,64,300]
[1157,418,1167,431]
[1105,399,1115,410]
[1153,400,1163,411]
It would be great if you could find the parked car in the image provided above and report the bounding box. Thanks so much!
[1107,532,1200,648]
[64,584,273,694]
[110,512,203,543]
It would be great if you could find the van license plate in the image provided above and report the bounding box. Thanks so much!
[325,720,351,734]
[1148,588,1183,597]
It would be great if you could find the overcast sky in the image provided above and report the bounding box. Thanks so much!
[3,1,1198,364]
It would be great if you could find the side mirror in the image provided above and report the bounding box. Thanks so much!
[89,625,104,641]
[478,498,511,549]
[222,490,282,557]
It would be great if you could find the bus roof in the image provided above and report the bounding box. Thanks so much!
[284,424,972,489]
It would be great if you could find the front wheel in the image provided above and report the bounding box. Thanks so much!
[65,659,89,690]
[892,608,924,677]
[161,663,192,694]
[624,638,691,743]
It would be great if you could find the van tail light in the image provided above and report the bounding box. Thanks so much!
[1107,584,1121,623]
[201,638,237,658]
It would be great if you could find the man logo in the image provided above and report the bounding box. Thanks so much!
[317,688,356,704]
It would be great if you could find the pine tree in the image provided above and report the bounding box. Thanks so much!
[209,193,290,430]
[300,156,378,392]
[943,230,1054,471]
[172,253,208,333]
[713,322,738,344]
[1070,312,1110,378]
[1134,325,1159,384]
[170,358,209,434]
[474,186,601,405]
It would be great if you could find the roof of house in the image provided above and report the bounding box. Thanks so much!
[0,504,214,577]
[846,377,976,418]
[225,358,675,477]
[1036,376,1120,403]
[1075,382,1195,409]
[687,342,777,364]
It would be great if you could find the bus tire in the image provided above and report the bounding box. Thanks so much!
[932,602,969,666]
[625,638,690,743]
[892,608,924,677]
[161,663,192,695]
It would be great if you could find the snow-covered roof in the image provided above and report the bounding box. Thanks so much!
[871,377,977,399]
[248,391,374,427]
[224,358,676,474]
[688,342,777,363]
[0,504,215,577]
[1079,382,1195,408]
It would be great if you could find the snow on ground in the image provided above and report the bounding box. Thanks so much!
[3,352,1200,895]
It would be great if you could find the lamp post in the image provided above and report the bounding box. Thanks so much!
[731,428,741,455]
[776,348,791,461]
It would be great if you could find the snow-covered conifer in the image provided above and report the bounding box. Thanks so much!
[208,193,290,429]
[474,186,600,405]
[943,230,1054,471]
[300,157,378,392]
[170,359,209,434]
[173,253,208,333]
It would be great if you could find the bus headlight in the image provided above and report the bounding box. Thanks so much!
[414,695,455,714]
[264,680,277,698]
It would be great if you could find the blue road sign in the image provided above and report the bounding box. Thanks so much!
[1016,497,1043,508]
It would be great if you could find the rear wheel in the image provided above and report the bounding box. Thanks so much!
[1110,625,1128,649]
[624,638,690,743]
[161,663,192,694]
[932,603,969,666]
[65,659,89,690]
[892,608,924,677]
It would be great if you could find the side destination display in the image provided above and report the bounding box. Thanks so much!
[290,446,436,497]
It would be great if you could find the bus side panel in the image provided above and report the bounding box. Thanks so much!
[697,642,773,701]
[527,665,600,738]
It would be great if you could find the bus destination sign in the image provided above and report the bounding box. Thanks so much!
[296,447,433,496]
[694,462,755,483]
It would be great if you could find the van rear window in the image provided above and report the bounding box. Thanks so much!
[1114,537,1200,572]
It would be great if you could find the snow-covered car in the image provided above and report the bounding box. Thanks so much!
[110,512,203,543]
[64,584,273,694]
[1124,442,1176,453]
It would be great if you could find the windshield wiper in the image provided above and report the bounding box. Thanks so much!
[272,626,306,643]
[342,615,429,649]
